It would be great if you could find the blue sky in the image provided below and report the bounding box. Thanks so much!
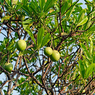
[0,0,92,95]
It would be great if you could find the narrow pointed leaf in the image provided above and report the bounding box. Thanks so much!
[22,0,28,5]
[61,1,68,15]
[89,37,93,55]
[44,0,55,12]
[88,25,95,32]
[22,5,31,16]
[66,5,75,19]
[37,27,44,48]
[23,18,33,28]
[41,33,51,47]
[77,16,88,26]
[25,27,36,45]
[80,43,92,60]
[78,59,85,79]
[39,0,45,10]
[29,1,40,14]
[85,64,95,78]
[77,9,86,24]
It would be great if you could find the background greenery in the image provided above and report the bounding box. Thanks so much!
[0,0,95,95]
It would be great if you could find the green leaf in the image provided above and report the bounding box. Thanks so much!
[85,63,95,78]
[44,0,55,12]
[61,1,68,15]
[77,9,86,24]
[7,40,15,50]
[25,27,36,45]
[77,16,88,27]
[47,10,58,16]
[39,0,45,10]
[93,55,95,63]
[80,43,86,50]
[29,1,39,14]
[22,0,28,5]
[22,5,31,16]
[80,43,92,60]
[5,0,12,6]
[0,0,4,3]
[76,3,83,6]
[12,0,18,5]
[84,50,92,61]
[89,37,93,55]
[15,2,23,10]
[37,27,44,49]
[72,69,78,80]
[66,2,76,19]
[41,33,51,47]
[78,59,85,79]
[84,17,92,30]
[23,18,33,29]
[88,25,95,31]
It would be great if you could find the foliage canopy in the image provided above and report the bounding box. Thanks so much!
[0,0,95,95]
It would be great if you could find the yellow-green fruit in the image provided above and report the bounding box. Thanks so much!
[4,63,13,73]
[44,47,53,56]
[50,50,60,61]
[61,32,68,36]
[17,40,26,51]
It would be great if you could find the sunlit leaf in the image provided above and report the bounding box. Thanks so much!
[77,9,86,24]
[25,27,36,45]
[1,16,11,22]
[89,37,93,55]
[77,16,88,26]
[80,43,92,60]
[23,18,33,28]
[85,63,95,78]
[37,27,44,49]
[38,0,45,10]
[44,0,55,12]
[66,4,75,19]
[12,0,18,5]
[41,33,51,47]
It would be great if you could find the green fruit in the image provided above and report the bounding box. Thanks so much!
[61,32,68,36]
[17,40,26,51]
[44,47,53,56]
[4,63,13,73]
[50,50,60,61]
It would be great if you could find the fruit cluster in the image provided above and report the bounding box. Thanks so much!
[3,40,26,73]
[44,47,60,61]
[3,41,60,73]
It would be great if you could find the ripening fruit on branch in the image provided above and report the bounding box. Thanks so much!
[44,47,53,56]
[17,40,26,51]
[61,32,68,36]
[4,63,13,73]
[50,50,60,62]
[44,47,60,61]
